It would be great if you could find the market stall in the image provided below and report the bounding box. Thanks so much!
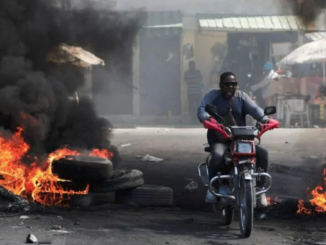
[276,39,326,128]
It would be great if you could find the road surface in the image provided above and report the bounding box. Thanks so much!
[1,128,325,245]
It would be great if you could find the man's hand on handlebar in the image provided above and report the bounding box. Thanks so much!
[261,118,270,124]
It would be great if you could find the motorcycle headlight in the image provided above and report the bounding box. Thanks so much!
[237,142,253,153]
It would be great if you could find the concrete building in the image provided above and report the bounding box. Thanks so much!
[53,0,326,126]
[104,0,326,126]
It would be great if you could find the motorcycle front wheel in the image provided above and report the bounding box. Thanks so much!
[218,205,234,226]
[239,179,253,237]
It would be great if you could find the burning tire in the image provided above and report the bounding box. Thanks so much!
[115,185,173,207]
[107,145,121,170]
[70,194,93,207]
[92,192,116,204]
[52,156,113,181]
[89,170,144,193]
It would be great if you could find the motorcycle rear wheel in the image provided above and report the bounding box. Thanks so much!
[239,179,253,238]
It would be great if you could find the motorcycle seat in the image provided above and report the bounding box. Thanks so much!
[204,146,211,152]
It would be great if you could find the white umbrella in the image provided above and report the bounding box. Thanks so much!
[278,39,326,65]
[278,39,326,84]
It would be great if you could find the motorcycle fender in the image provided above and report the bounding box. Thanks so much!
[244,172,252,180]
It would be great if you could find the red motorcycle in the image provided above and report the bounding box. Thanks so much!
[198,104,279,237]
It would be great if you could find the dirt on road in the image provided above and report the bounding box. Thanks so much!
[0,205,324,245]
[1,128,325,245]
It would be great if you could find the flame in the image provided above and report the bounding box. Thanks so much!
[267,195,278,206]
[297,168,326,214]
[0,127,112,206]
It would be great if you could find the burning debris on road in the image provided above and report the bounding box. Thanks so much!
[0,0,145,207]
[297,168,326,215]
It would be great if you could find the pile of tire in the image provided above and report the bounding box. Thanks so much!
[52,155,173,207]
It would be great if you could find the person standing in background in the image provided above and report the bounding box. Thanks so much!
[184,61,203,123]
[208,70,219,91]
[250,61,279,107]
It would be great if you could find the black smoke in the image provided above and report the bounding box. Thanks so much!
[286,0,325,26]
[0,0,145,164]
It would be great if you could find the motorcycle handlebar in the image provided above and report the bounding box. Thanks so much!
[203,117,280,140]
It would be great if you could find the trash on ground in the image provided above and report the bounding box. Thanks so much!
[19,215,30,220]
[51,225,63,230]
[120,143,131,148]
[259,213,267,219]
[26,234,38,243]
[139,154,164,162]
[185,181,199,193]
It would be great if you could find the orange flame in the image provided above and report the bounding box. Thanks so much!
[267,195,278,206]
[0,127,112,206]
[297,168,326,214]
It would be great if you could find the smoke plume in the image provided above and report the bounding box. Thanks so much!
[0,0,145,163]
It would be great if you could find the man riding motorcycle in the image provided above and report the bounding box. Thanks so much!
[197,71,270,207]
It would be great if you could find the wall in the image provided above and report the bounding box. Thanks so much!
[132,36,140,115]
[180,30,227,114]
[194,31,227,91]
[181,30,196,114]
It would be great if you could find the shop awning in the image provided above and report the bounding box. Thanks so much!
[47,43,105,68]
[198,14,305,32]
[305,32,326,41]
[140,11,183,37]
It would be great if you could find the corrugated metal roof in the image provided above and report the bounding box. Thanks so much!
[140,11,183,37]
[198,15,305,32]
[144,11,183,28]
[305,32,326,41]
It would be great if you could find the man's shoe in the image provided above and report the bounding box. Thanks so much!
[205,190,217,203]
[257,193,268,208]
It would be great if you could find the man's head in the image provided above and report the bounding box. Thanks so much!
[188,61,195,71]
[219,72,237,99]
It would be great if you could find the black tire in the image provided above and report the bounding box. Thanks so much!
[116,185,173,207]
[52,155,113,182]
[89,170,144,192]
[54,181,89,192]
[239,180,253,238]
[69,194,93,207]
[92,192,116,204]
[107,145,121,170]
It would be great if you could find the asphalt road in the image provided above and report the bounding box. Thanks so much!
[112,128,326,208]
[1,128,326,245]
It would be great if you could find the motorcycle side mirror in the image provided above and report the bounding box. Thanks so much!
[264,106,276,116]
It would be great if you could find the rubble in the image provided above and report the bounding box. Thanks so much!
[19,215,30,220]
[139,154,164,162]
[185,181,199,193]
[26,234,38,244]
